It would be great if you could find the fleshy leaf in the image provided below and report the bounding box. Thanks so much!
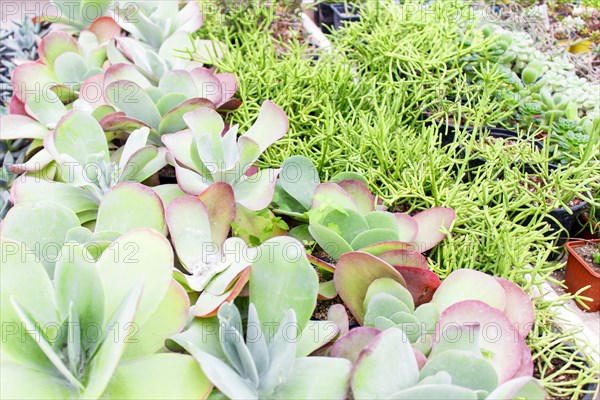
[329,327,381,364]
[494,277,534,338]
[411,207,456,252]
[334,252,407,324]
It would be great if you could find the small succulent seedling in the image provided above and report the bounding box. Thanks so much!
[0,228,210,399]
[163,101,288,210]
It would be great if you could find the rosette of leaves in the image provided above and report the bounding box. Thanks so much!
[0,17,48,107]
[168,236,351,399]
[79,63,240,138]
[0,226,211,399]
[10,110,167,225]
[10,29,119,107]
[549,117,598,164]
[307,181,456,261]
[330,327,544,399]
[162,101,288,210]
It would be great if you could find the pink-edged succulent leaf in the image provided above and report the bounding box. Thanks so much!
[359,241,416,255]
[182,105,225,137]
[431,269,507,313]
[413,348,427,370]
[88,16,122,43]
[172,161,211,195]
[337,180,376,214]
[393,266,441,307]
[329,327,381,364]
[38,31,80,67]
[311,182,359,212]
[234,168,281,211]
[161,130,196,168]
[327,304,350,337]
[158,70,198,98]
[189,67,223,106]
[11,62,57,102]
[197,182,236,245]
[215,73,238,106]
[95,182,166,235]
[351,328,419,399]
[79,73,107,108]
[241,100,288,154]
[0,114,47,140]
[158,97,216,135]
[395,214,419,243]
[376,249,428,269]
[9,149,54,174]
[411,206,456,252]
[99,113,151,132]
[219,98,243,111]
[193,267,250,317]
[513,337,534,378]
[48,110,109,165]
[174,0,203,33]
[165,195,213,272]
[334,251,407,324]
[434,300,522,384]
[105,80,161,129]
[25,88,67,127]
[9,94,27,115]
[306,254,335,273]
[494,277,535,339]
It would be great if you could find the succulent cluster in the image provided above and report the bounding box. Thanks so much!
[0,1,553,399]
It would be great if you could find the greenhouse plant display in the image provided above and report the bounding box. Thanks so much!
[0,0,599,399]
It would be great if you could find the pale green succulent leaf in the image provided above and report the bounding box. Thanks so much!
[308,223,353,261]
[250,237,318,338]
[296,320,340,357]
[0,363,77,400]
[350,229,400,250]
[273,357,352,400]
[364,278,415,313]
[385,384,478,399]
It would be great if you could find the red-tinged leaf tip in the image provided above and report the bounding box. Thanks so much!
[337,180,376,214]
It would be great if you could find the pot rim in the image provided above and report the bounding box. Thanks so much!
[565,239,600,278]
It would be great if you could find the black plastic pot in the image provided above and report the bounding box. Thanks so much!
[332,3,360,29]
[317,3,335,32]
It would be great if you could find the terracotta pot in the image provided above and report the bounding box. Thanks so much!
[564,239,600,312]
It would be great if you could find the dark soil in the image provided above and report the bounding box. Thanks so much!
[532,354,596,400]
[312,296,358,326]
[159,165,176,177]
[573,242,600,273]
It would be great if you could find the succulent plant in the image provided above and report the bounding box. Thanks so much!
[0,17,48,107]
[496,30,546,73]
[10,110,167,225]
[10,29,118,107]
[330,327,544,399]
[169,235,351,399]
[0,227,211,399]
[307,182,456,260]
[36,0,114,32]
[175,302,351,400]
[79,63,240,138]
[163,101,288,210]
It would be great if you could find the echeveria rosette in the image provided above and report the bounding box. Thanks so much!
[163,101,288,211]
[169,236,348,399]
[10,110,167,226]
[0,228,211,399]
[82,63,239,138]
[331,328,545,399]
